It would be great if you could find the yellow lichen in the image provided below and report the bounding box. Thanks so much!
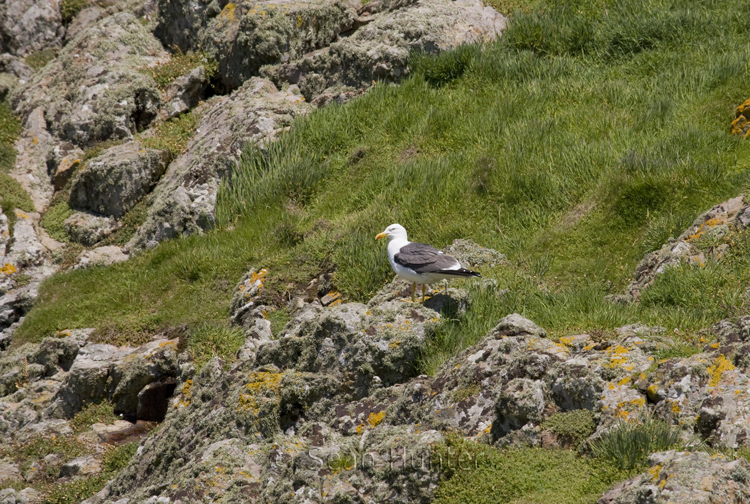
[220,3,237,21]
[706,354,735,387]
[687,218,723,241]
[0,263,16,275]
[649,464,662,481]
[618,375,632,386]
[367,411,386,427]
[237,372,284,413]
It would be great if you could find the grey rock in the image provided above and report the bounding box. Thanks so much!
[493,378,547,435]
[73,246,129,270]
[0,458,20,485]
[60,455,102,478]
[162,65,209,118]
[490,313,547,338]
[128,77,311,251]
[9,108,56,212]
[0,54,34,80]
[69,142,171,218]
[11,12,166,147]
[598,451,750,504]
[0,0,64,57]
[64,211,121,246]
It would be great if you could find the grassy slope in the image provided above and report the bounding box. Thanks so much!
[14,0,750,371]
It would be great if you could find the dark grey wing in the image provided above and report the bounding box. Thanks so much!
[394,242,460,273]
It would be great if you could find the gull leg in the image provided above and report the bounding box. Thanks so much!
[411,282,416,302]
[422,284,426,303]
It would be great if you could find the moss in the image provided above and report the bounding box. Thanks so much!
[141,50,218,89]
[139,110,201,156]
[25,49,58,70]
[60,0,87,24]
[0,173,35,237]
[541,409,596,447]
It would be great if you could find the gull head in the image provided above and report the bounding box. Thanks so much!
[375,223,408,241]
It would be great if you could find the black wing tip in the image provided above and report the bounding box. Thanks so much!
[439,268,482,278]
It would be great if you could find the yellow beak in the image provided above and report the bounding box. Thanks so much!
[375,232,388,240]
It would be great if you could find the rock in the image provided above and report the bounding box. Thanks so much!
[491,313,547,338]
[11,12,166,147]
[0,458,20,485]
[64,211,121,246]
[0,54,34,81]
[73,246,129,270]
[598,451,750,504]
[45,338,179,419]
[155,0,358,90]
[162,66,209,118]
[0,0,64,57]
[69,142,171,219]
[128,78,311,251]
[0,487,40,504]
[230,267,268,325]
[60,455,102,478]
[616,195,749,302]
[493,378,547,436]
[263,0,506,101]
[47,142,85,191]
[9,107,56,212]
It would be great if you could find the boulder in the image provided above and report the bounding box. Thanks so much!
[11,12,166,147]
[0,0,64,57]
[598,451,750,504]
[59,455,102,478]
[128,77,310,251]
[69,142,171,218]
[162,66,209,118]
[73,246,129,270]
[64,211,121,246]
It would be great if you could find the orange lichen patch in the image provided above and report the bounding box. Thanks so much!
[483,423,492,434]
[159,340,177,349]
[388,340,400,349]
[367,411,386,427]
[649,464,662,482]
[14,210,29,219]
[618,375,632,386]
[710,342,720,349]
[559,336,574,346]
[707,354,735,387]
[583,343,595,351]
[55,330,72,337]
[687,218,723,242]
[220,3,237,21]
[1,263,17,275]
[668,399,682,414]
[329,299,342,307]
[356,423,365,434]
[175,379,193,408]
[732,98,750,137]
[647,384,659,400]
[237,372,283,414]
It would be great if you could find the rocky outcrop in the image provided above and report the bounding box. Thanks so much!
[128,77,311,250]
[0,0,64,57]
[613,195,750,303]
[599,451,750,504]
[10,12,166,147]
[68,142,171,218]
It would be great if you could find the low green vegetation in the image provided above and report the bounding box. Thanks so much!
[142,49,218,89]
[14,0,750,380]
[25,49,58,70]
[40,197,74,243]
[61,0,87,24]
[0,100,21,172]
[0,172,34,236]
[70,401,118,433]
[139,109,200,156]
[432,435,626,504]
[590,414,690,472]
[187,322,245,369]
[541,409,597,448]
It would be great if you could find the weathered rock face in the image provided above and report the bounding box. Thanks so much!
[264,0,506,100]
[64,211,121,246]
[599,451,750,504]
[0,0,64,57]
[68,142,171,218]
[613,195,750,303]
[10,12,166,148]
[128,77,311,251]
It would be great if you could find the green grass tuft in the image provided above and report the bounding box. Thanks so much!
[139,110,200,156]
[0,172,35,237]
[25,49,58,70]
[590,414,689,471]
[141,49,218,89]
[432,434,627,504]
[69,401,118,433]
[188,322,245,370]
[542,409,597,447]
[0,101,21,173]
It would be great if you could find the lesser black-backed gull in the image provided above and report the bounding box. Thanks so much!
[375,223,481,301]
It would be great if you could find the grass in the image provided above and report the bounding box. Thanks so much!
[13,0,750,376]
[590,414,691,472]
[187,322,245,370]
[138,110,200,156]
[0,100,21,172]
[0,172,35,236]
[541,409,597,448]
[141,49,218,89]
[432,435,627,504]
[69,401,118,433]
